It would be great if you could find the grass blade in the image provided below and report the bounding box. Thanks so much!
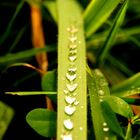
[87,69,117,140]
[111,72,140,97]
[97,0,129,64]
[0,47,55,64]
[84,0,120,37]
[57,0,87,139]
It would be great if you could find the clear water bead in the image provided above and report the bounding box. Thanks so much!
[61,133,72,140]
[66,83,78,92]
[68,67,77,73]
[65,96,76,104]
[69,44,77,49]
[63,119,74,130]
[63,90,69,95]
[68,55,77,62]
[102,122,107,126]
[65,105,76,115]
[74,100,79,106]
[69,36,77,43]
[66,73,77,82]
[98,90,104,96]
[103,127,109,132]
[67,26,78,34]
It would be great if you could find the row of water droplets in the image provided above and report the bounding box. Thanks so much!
[61,25,79,140]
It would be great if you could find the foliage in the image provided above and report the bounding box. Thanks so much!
[0,0,140,139]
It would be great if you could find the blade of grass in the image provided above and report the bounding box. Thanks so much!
[87,69,117,140]
[57,0,87,139]
[84,0,120,37]
[0,47,55,63]
[97,0,129,64]
[0,1,24,45]
[43,1,57,23]
[111,72,140,97]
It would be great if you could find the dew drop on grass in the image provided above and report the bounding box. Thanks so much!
[74,100,79,106]
[69,44,77,49]
[79,127,83,131]
[66,83,78,92]
[103,127,109,132]
[64,89,69,95]
[61,133,73,140]
[67,26,78,34]
[98,90,104,96]
[63,119,74,130]
[102,122,107,126]
[104,137,109,140]
[65,96,76,104]
[68,67,77,73]
[68,55,77,62]
[69,36,77,43]
[66,72,77,82]
[65,105,76,115]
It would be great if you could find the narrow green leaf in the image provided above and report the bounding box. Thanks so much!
[57,0,87,139]
[101,101,124,138]
[42,70,57,92]
[0,1,24,45]
[26,108,56,138]
[111,72,140,97]
[43,1,57,23]
[0,47,55,63]
[87,69,116,140]
[98,0,129,64]
[104,96,134,119]
[84,0,120,37]
[0,101,14,140]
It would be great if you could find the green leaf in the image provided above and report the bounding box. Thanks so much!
[111,72,140,97]
[43,1,57,23]
[57,0,87,139]
[84,0,120,37]
[104,96,134,119]
[0,101,14,140]
[98,0,129,64]
[87,69,117,140]
[42,70,57,92]
[26,108,56,138]
[0,47,55,64]
[101,101,124,138]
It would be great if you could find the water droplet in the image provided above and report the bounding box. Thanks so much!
[103,127,109,132]
[65,96,76,104]
[63,119,74,130]
[67,26,78,34]
[68,55,77,62]
[69,49,77,54]
[69,44,77,49]
[81,106,84,109]
[64,90,69,95]
[69,36,77,43]
[104,137,109,140]
[80,127,83,131]
[72,92,77,96]
[98,90,104,96]
[65,105,76,115]
[66,73,77,82]
[61,133,72,140]
[66,83,78,92]
[68,67,77,73]
[78,41,81,44]
[102,122,107,126]
[74,100,79,106]
[99,99,103,102]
